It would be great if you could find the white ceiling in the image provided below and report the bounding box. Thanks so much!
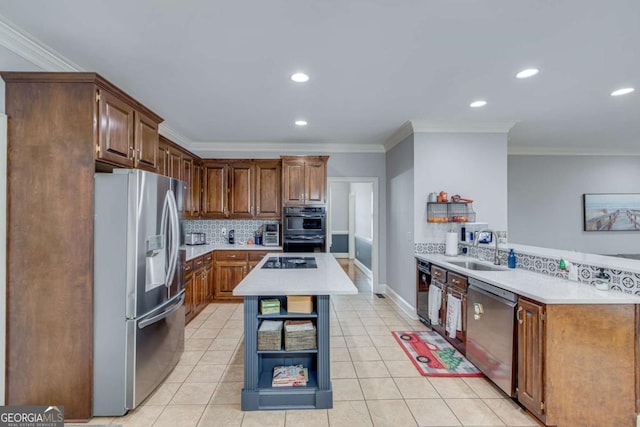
[0,0,638,154]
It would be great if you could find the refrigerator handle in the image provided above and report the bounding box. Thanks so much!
[138,292,185,329]
[165,190,180,290]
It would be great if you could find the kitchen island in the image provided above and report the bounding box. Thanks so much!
[233,253,357,411]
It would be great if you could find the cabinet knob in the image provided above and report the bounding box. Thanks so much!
[517,306,524,324]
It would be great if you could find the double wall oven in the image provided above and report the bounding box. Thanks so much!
[283,206,326,252]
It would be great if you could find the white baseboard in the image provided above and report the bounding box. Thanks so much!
[353,259,372,278]
[332,253,349,258]
[380,284,418,320]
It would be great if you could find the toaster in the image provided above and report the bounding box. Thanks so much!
[185,232,206,245]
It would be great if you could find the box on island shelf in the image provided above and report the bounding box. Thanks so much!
[258,320,283,351]
[260,298,281,315]
[284,320,316,351]
[286,295,313,313]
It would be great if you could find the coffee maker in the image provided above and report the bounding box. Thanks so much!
[228,229,235,244]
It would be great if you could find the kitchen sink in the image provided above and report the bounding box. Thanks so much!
[447,261,508,271]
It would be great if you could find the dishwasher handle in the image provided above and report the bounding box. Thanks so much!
[468,283,518,308]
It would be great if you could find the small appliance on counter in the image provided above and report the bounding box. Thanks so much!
[228,229,235,244]
[263,223,280,246]
[185,232,206,245]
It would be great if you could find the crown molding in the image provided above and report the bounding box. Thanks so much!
[508,145,640,156]
[158,124,192,149]
[189,141,385,157]
[410,119,516,134]
[383,121,414,152]
[0,14,82,71]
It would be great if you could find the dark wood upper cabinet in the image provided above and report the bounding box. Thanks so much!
[97,89,135,167]
[282,156,328,206]
[134,110,158,171]
[157,135,169,176]
[229,161,254,218]
[202,161,229,218]
[255,160,282,219]
[191,160,202,217]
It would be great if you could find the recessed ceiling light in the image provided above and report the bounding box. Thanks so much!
[611,87,635,97]
[470,100,487,108]
[295,120,308,126]
[290,72,309,83]
[516,68,539,79]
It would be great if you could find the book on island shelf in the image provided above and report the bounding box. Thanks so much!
[272,364,309,387]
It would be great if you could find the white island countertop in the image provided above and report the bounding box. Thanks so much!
[181,243,283,261]
[233,253,358,296]
[417,254,640,305]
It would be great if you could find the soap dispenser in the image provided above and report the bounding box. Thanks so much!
[507,249,516,269]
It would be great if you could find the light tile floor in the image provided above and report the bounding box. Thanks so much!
[83,261,539,427]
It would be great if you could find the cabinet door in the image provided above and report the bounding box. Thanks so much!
[255,160,281,218]
[184,273,194,320]
[229,161,254,218]
[191,161,202,217]
[202,162,229,218]
[205,254,214,301]
[305,159,326,204]
[157,137,169,176]
[182,157,194,216]
[134,110,159,171]
[214,262,247,299]
[97,90,135,167]
[167,146,182,180]
[517,299,545,421]
[282,159,306,205]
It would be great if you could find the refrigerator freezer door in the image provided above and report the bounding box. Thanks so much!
[126,292,185,410]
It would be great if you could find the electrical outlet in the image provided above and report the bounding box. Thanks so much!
[221,227,227,235]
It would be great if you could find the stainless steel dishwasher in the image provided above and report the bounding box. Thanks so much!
[466,278,517,396]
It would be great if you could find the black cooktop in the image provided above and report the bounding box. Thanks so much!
[261,256,318,269]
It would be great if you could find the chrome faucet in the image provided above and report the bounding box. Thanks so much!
[473,228,500,265]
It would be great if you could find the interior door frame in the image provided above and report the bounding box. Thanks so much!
[327,176,380,293]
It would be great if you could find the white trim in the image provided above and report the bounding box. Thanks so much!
[508,145,640,156]
[332,253,349,259]
[189,141,385,155]
[348,193,355,260]
[0,13,81,71]
[158,124,193,150]
[330,230,349,235]
[381,284,418,320]
[410,119,515,134]
[0,113,7,405]
[383,121,414,152]
[353,259,372,278]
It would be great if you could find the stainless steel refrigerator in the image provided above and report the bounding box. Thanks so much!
[93,169,186,416]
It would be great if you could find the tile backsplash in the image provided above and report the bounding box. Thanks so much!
[415,241,640,296]
[183,219,280,244]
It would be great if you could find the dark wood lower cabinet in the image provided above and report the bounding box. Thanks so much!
[516,300,637,427]
[516,298,545,421]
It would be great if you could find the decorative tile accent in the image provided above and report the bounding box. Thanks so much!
[450,242,640,296]
[414,243,445,254]
[183,219,279,244]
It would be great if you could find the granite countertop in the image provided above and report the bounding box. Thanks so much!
[233,253,358,296]
[182,243,283,261]
[417,253,640,305]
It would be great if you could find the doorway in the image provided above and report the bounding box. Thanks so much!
[327,177,380,293]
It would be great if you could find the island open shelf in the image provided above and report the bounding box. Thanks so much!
[241,295,332,411]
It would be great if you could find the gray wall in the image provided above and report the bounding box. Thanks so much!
[385,135,415,304]
[509,155,640,255]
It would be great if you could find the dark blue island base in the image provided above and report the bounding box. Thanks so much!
[241,295,332,411]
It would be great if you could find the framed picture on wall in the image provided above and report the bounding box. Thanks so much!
[583,193,640,231]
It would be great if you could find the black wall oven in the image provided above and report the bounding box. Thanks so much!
[283,206,326,252]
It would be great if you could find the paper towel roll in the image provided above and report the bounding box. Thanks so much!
[445,232,458,256]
